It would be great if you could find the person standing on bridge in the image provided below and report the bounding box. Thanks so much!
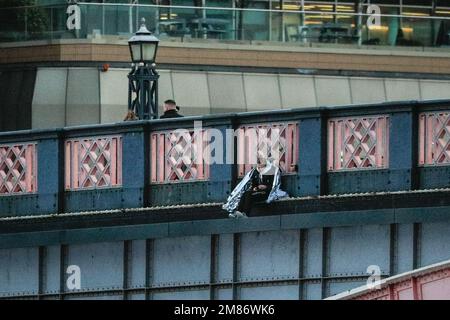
[160,99,184,119]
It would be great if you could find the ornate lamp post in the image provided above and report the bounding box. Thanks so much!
[128,18,160,119]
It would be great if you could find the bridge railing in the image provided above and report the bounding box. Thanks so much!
[327,259,450,300]
[1,99,450,217]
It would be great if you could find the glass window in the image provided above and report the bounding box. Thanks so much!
[436,0,450,18]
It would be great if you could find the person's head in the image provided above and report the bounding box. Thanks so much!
[256,158,268,171]
[123,110,138,121]
[164,99,177,112]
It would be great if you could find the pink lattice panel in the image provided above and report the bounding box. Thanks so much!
[418,112,450,166]
[151,129,210,183]
[65,136,122,190]
[0,143,37,195]
[237,122,299,177]
[328,115,389,171]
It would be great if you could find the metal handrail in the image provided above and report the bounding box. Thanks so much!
[78,3,450,21]
[0,2,450,21]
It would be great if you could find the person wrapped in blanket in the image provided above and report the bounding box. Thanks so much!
[222,159,289,218]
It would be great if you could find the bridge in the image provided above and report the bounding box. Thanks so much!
[1,99,450,299]
[327,259,450,300]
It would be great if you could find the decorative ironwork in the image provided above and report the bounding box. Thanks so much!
[65,136,122,190]
[128,66,159,120]
[0,143,37,195]
[151,130,209,183]
[237,122,299,177]
[419,112,450,166]
[127,18,160,120]
[328,115,389,171]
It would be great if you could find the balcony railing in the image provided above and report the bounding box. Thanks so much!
[1,2,450,49]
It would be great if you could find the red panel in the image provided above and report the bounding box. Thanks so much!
[426,114,434,164]
[328,121,334,170]
[418,114,425,165]
[351,286,391,300]
[375,116,385,167]
[158,133,165,183]
[420,277,450,300]
[237,122,299,177]
[286,123,295,172]
[151,129,210,183]
[165,133,172,181]
[237,128,245,177]
[25,144,36,193]
[328,115,389,171]
[417,269,450,300]
[335,120,343,170]
[419,112,450,166]
[0,143,37,195]
[110,138,117,187]
[196,130,205,180]
[117,137,122,185]
[204,126,210,178]
[246,126,256,174]
[397,288,414,300]
[151,133,157,183]
[343,266,450,300]
[292,124,299,168]
[72,141,79,189]
[394,280,414,300]
[65,136,122,190]
[65,141,71,190]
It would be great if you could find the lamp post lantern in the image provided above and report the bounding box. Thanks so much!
[127,18,160,120]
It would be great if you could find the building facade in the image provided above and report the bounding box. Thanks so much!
[2,1,450,45]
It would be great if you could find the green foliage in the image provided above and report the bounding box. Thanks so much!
[0,0,36,9]
[0,0,49,36]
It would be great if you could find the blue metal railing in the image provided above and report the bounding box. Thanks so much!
[1,99,450,217]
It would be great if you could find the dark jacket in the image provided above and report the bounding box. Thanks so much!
[251,171,274,191]
[160,109,183,119]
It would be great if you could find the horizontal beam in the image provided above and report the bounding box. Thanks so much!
[2,188,450,233]
[2,40,450,75]
[1,204,449,249]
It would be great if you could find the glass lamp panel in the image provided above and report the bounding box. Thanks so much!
[142,43,157,62]
[130,43,142,62]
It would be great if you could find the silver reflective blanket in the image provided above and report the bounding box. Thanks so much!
[222,168,257,213]
[222,166,289,213]
[266,166,289,203]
